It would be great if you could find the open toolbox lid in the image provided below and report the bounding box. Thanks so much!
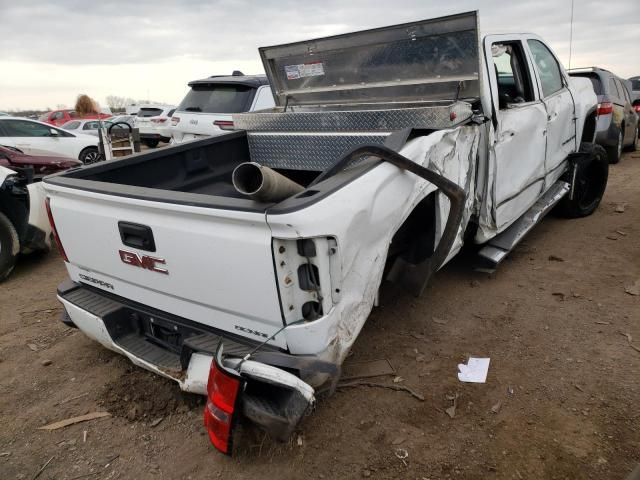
[259,11,481,108]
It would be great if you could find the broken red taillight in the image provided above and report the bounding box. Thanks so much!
[596,102,613,116]
[204,349,244,455]
[150,118,167,123]
[45,197,68,262]
[213,120,234,130]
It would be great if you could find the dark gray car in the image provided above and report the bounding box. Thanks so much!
[569,67,638,163]
[629,76,640,102]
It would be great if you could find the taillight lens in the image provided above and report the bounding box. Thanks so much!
[45,197,68,262]
[204,353,243,455]
[151,118,167,123]
[171,116,180,126]
[213,120,234,130]
[634,105,640,113]
[597,102,613,115]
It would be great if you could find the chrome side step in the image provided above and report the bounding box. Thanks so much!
[477,181,570,269]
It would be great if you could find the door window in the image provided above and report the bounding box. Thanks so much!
[51,111,65,120]
[62,121,81,130]
[83,121,99,130]
[492,42,535,109]
[1,120,53,137]
[527,40,564,97]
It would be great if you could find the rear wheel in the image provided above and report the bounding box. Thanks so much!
[0,211,19,282]
[143,139,159,148]
[79,147,100,164]
[606,128,623,164]
[555,143,608,218]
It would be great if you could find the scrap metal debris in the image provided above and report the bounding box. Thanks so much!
[337,380,425,401]
[625,280,640,296]
[445,393,459,419]
[341,359,395,380]
[491,400,503,414]
[394,448,409,466]
[38,412,111,431]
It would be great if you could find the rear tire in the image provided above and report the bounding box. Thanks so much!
[555,143,608,218]
[605,128,623,164]
[143,139,159,148]
[0,211,19,282]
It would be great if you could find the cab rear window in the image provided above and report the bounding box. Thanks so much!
[177,84,255,114]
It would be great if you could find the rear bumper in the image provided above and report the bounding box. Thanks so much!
[57,280,337,394]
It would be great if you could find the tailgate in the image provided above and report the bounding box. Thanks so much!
[45,185,287,348]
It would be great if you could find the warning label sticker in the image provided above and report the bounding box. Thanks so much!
[284,62,325,80]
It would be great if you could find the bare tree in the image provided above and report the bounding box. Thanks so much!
[106,95,137,112]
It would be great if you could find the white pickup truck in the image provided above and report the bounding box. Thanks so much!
[44,12,607,455]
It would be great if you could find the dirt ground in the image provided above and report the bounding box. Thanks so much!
[1,151,639,480]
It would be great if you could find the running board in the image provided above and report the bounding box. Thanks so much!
[477,181,570,269]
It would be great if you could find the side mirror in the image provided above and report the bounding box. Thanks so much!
[49,128,59,136]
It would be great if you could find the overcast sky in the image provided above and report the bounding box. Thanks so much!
[0,0,638,111]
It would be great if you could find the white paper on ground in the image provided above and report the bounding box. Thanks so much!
[457,357,491,383]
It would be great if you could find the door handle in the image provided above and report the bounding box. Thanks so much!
[118,222,156,252]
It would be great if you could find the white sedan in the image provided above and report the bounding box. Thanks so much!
[0,117,100,164]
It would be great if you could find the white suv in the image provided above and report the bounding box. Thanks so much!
[170,73,275,144]
[135,105,176,148]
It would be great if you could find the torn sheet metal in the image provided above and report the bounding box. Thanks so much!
[266,126,480,373]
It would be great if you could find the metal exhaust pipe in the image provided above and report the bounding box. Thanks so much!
[232,162,304,203]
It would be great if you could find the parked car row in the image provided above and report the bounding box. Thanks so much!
[568,67,639,163]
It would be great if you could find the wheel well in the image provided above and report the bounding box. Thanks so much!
[580,109,597,144]
[387,192,437,266]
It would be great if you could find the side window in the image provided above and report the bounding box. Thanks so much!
[616,79,630,103]
[0,123,7,137]
[491,42,535,109]
[64,121,80,129]
[608,78,621,100]
[527,40,564,97]
[2,120,52,137]
[51,112,64,120]
[251,87,275,111]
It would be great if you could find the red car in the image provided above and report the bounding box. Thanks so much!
[38,110,110,126]
[0,145,81,178]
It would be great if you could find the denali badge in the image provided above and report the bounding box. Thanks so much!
[79,274,114,290]
[119,250,169,275]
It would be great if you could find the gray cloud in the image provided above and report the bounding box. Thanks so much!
[1,0,638,74]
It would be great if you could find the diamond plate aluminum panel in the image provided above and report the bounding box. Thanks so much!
[247,133,390,171]
[235,101,472,132]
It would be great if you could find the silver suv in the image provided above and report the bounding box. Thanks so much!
[569,67,638,163]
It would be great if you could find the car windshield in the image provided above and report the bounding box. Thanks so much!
[177,84,254,113]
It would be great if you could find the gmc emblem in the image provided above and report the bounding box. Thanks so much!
[119,250,169,275]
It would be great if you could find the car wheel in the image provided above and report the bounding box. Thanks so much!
[143,139,160,148]
[79,147,101,164]
[605,128,623,164]
[0,211,19,282]
[555,143,609,218]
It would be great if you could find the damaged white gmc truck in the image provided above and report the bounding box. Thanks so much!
[44,12,608,454]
